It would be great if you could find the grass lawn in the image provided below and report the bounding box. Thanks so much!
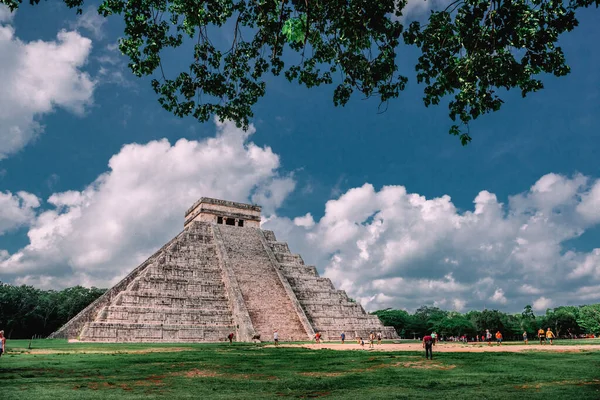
[1,339,599,399]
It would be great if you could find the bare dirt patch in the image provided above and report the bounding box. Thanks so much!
[270,342,600,353]
[299,372,345,377]
[515,379,600,390]
[172,368,278,381]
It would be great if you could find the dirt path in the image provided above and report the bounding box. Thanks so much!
[268,342,600,353]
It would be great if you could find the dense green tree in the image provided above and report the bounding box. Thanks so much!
[467,309,505,334]
[371,308,410,337]
[2,0,599,144]
[543,306,581,337]
[0,282,105,339]
[519,305,537,335]
[577,304,600,335]
[432,312,476,337]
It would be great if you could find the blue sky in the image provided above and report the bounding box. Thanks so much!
[0,3,599,313]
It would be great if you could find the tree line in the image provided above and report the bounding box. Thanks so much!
[0,282,105,339]
[2,281,600,341]
[372,304,600,340]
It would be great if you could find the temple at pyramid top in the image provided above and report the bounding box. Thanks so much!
[184,197,261,228]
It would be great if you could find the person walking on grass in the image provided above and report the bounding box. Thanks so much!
[546,328,555,345]
[314,332,321,343]
[486,329,492,346]
[431,331,437,345]
[538,328,546,345]
[340,332,346,344]
[495,331,503,346]
[423,333,434,360]
[273,330,279,346]
[227,332,234,345]
[377,331,382,345]
[0,330,5,358]
[523,331,528,345]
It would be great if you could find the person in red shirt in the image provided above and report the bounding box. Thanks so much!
[423,334,434,360]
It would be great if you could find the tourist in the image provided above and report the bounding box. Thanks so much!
[485,329,492,346]
[0,330,5,358]
[227,332,234,344]
[368,332,375,348]
[538,328,546,345]
[546,328,555,345]
[431,331,437,344]
[423,333,433,360]
[273,330,279,346]
[358,337,365,348]
[522,331,528,345]
[340,332,346,344]
[314,332,321,343]
[377,331,382,345]
[495,331,503,346]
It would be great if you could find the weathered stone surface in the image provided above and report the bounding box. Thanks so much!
[51,198,398,342]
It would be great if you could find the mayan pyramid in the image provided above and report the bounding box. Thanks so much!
[51,198,398,342]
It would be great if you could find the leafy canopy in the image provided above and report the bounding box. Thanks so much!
[2,0,598,144]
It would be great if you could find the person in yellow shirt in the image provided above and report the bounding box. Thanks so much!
[538,328,545,345]
[546,328,555,345]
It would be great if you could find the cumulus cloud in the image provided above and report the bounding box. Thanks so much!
[395,0,455,21]
[0,191,40,235]
[0,120,294,288]
[0,18,94,159]
[532,296,553,311]
[293,213,315,228]
[0,4,13,23]
[263,173,600,312]
[69,7,106,39]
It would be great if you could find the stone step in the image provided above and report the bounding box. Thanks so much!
[262,230,277,242]
[286,277,335,291]
[294,290,350,301]
[130,278,226,293]
[145,269,223,280]
[307,309,368,318]
[310,316,383,326]
[268,241,291,254]
[99,306,234,325]
[217,225,308,340]
[278,264,319,277]
[274,252,305,265]
[81,322,235,342]
[311,329,398,340]
[118,293,230,309]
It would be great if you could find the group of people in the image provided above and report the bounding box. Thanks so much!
[354,331,383,348]
[529,328,556,345]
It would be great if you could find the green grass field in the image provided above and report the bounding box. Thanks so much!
[1,339,599,399]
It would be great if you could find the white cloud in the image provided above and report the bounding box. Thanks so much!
[0,20,94,159]
[532,296,553,311]
[577,179,600,224]
[395,0,455,21]
[293,213,315,228]
[263,173,600,312]
[0,120,295,288]
[69,7,106,39]
[490,288,507,304]
[0,191,40,235]
[0,4,13,23]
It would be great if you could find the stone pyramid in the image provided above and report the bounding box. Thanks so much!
[51,198,398,342]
